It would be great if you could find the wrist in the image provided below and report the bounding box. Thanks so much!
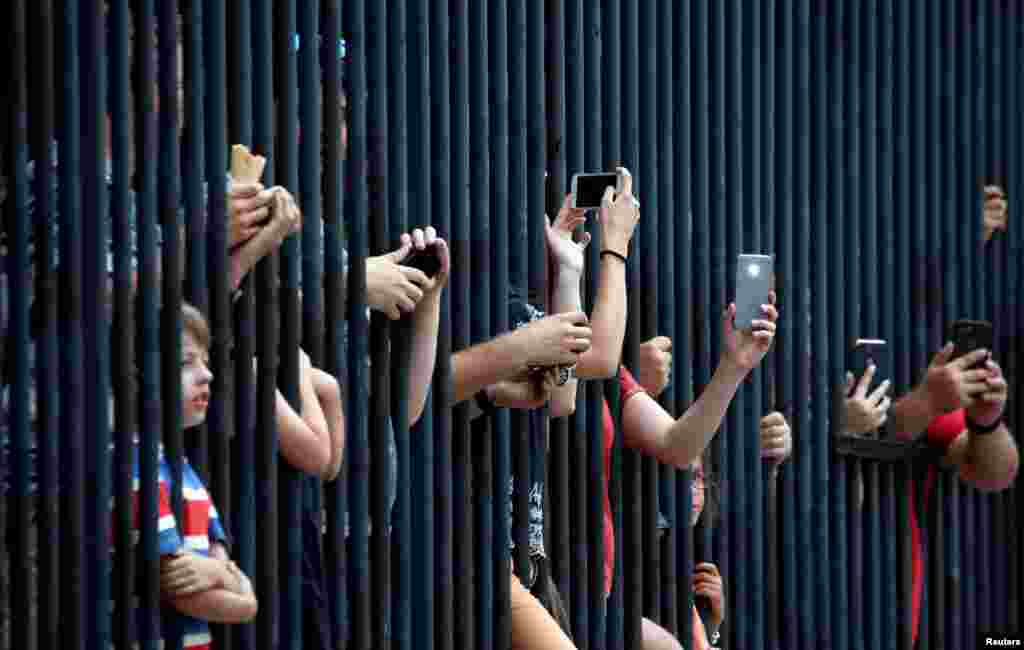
[909,383,941,420]
[715,356,750,384]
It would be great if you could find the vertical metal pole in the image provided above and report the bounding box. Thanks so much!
[110,0,137,645]
[202,0,233,644]
[226,0,257,641]
[81,0,112,644]
[253,0,281,646]
[8,1,33,649]
[655,0,677,637]
[468,1,493,647]
[365,0,392,642]
[428,0,454,646]
[408,0,436,646]
[57,1,86,645]
[320,0,348,644]
[620,0,642,645]
[488,1,512,647]
[449,0,475,645]
[28,0,58,647]
[385,0,411,643]
[777,1,799,646]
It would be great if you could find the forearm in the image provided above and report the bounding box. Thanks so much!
[450,333,530,405]
[406,289,442,426]
[962,423,1019,492]
[575,256,627,380]
[661,361,747,467]
[889,385,936,440]
[313,369,345,481]
[275,388,331,477]
[167,585,258,624]
[549,268,581,417]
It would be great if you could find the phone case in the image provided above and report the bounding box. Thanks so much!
[734,254,773,330]
[404,246,442,278]
[949,319,993,368]
[846,339,889,396]
[571,172,622,209]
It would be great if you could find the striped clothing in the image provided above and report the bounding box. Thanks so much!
[126,447,230,650]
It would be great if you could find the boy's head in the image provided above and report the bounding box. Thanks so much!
[181,303,212,428]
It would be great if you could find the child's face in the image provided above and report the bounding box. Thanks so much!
[689,459,706,527]
[181,332,213,428]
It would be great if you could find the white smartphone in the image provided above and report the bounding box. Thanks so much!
[734,254,774,330]
[571,172,623,209]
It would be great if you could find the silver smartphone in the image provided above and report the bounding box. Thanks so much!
[734,254,774,330]
[571,172,623,209]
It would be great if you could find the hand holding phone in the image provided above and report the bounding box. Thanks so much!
[949,319,993,370]
[846,338,889,396]
[402,244,443,278]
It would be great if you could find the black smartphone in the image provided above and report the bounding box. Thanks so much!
[403,245,442,278]
[734,254,774,330]
[949,319,993,369]
[846,338,889,396]
[571,172,621,209]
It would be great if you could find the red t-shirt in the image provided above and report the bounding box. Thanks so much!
[599,367,646,596]
[908,409,965,647]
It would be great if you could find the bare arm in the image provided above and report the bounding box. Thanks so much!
[404,230,449,427]
[162,545,258,624]
[548,267,582,418]
[574,254,628,380]
[622,360,748,468]
[275,355,332,477]
[311,368,345,481]
[951,424,1019,492]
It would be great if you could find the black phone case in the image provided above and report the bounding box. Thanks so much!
[845,341,889,397]
[734,255,773,330]
[949,319,993,369]
[403,246,442,278]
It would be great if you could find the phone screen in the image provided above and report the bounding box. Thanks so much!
[572,173,619,209]
[734,254,774,330]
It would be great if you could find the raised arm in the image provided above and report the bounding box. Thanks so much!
[574,170,640,379]
[405,227,449,427]
[622,296,778,468]
[951,358,1018,492]
[274,349,332,477]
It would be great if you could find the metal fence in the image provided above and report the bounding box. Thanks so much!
[2,1,1022,649]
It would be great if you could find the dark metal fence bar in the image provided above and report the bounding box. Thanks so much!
[276,0,304,647]
[8,2,33,650]
[409,0,436,647]
[488,0,511,647]
[110,0,136,646]
[449,0,475,646]
[81,0,113,645]
[28,0,59,647]
[253,0,281,646]
[56,1,86,645]
[428,0,454,647]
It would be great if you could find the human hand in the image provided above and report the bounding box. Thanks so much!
[409,226,450,298]
[366,233,431,319]
[920,343,991,414]
[982,184,1008,242]
[160,552,228,597]
[841,366,892,435]
[759,411,793,462]
[489,369,557,409]
[513,311,592,367]
[227,181,273,248]
[546,194,590,275]
[693,563,725,628]
[597,166,640,256]
[965,358,1008,426]
[721,291,778,372]
[637,336,672,397]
